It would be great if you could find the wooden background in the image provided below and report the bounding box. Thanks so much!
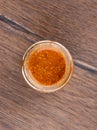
[0,0,97,130]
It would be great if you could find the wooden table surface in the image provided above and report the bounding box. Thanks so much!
[0,0,97,130]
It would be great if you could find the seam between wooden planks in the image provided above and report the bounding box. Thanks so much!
[0,15,44,40]
[0,15,97,74]
[74,60,97,74]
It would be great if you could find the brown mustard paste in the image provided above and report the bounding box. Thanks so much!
[27,49,66,85]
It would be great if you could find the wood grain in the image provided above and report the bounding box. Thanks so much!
[0,0,97,67]
[0,1,97,130]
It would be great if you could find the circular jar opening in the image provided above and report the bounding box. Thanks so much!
[22,40,73,93]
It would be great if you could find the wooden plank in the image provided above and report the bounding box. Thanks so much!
[0,0,97,68]
[0,19,97,130]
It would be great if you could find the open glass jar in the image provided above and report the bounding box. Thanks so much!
[22,40,73,93]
